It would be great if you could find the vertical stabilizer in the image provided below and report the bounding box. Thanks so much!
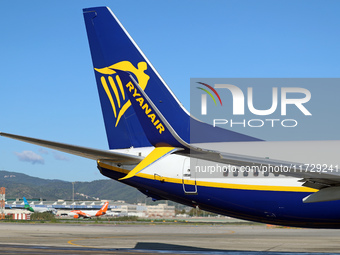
[83,7,259,149]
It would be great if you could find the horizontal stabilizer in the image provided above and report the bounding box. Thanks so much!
[303,186,340,203]
[0,132,143,165]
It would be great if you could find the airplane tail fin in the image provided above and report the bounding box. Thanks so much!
[23,197,34,212]
[23,197,29,207]
[83,7,259,150]
[83,7,189,149]
[99,202,109,214]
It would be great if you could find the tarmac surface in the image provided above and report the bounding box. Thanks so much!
[0,223,340,254]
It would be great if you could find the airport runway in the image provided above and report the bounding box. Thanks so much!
[0,223,340,254]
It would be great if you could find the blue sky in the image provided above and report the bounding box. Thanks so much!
[0,0,339,181]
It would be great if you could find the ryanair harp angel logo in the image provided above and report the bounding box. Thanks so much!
[95,61,150,127]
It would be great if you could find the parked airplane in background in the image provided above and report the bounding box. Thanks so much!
[2,6,340,228]
[69,202,109,219]
[23,197,57,214]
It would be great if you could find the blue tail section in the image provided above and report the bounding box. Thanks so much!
[83,7,260,149]
[83,7,152,149]
[114,70,185,148]
[23,197,28,206]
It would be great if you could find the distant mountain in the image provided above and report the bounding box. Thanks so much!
[0,170,147,203]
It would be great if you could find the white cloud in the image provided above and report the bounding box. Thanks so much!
[38,148,49,155]
[15,151,44,164]
[52,151,70,161]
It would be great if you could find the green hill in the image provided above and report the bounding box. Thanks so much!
[0,170,147,203]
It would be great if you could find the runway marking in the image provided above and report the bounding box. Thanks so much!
[67,231,235,248]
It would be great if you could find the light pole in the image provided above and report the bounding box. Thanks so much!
[72,182,75,210]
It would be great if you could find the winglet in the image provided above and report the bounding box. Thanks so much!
[119,147,181,180]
